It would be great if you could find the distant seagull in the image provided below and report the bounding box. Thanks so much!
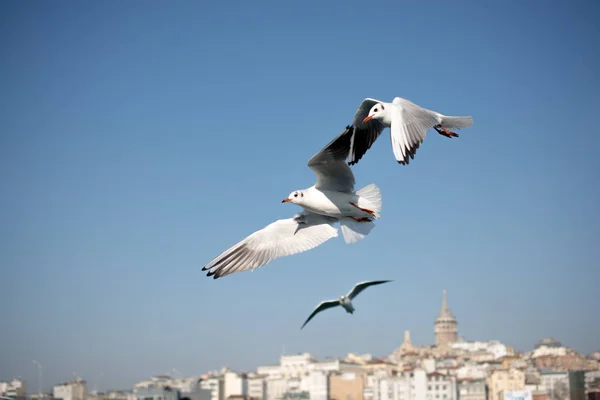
[301,280,393,329]
[202,126,383,279]
[347,96,474,166]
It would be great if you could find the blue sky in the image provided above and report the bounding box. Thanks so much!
[1,0,599,392]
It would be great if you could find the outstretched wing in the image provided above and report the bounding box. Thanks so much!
[307,125,355,193]
[390,97,440,165]
[348,98,386,166]
[203,212,339,279]
[346,280,393,300]
[300,299,340,329]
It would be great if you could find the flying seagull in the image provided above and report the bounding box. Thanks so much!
[202,126,383,279]
[347,96,474,166]
[301,280,393,329]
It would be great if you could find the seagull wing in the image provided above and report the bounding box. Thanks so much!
[307,125,355,193]
[300,299,341,329]
[202,212,339,279]
[348,98,387,166]
[346,280,393,300]
[389,97,441,165]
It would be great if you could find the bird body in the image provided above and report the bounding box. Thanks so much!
[338,295,355,314]
[290,187,380,220]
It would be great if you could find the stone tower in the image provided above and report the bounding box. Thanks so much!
[400,330,414,353]
[434,289,458,347]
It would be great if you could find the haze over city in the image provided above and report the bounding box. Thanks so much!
[1,0,599,394]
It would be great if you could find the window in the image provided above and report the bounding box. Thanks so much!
[429,386,432,391]
[436,386,439,390]
[443,385,447,390]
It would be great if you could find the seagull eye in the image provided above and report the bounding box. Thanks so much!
[294,193,298,197]
[373,108,378,112]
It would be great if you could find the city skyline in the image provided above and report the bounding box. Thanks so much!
[2,289,597,392]
[2,0,599,394]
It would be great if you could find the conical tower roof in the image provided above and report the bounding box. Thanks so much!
[436,289,455,320]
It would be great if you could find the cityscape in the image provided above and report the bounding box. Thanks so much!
[3,291,599,400]
[3,3,598,400]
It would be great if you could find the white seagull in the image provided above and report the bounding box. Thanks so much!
[202,126,382,279]
[301,280,393,329]
[347,96,474,166]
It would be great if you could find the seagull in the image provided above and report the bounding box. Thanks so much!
[202,126,383,279]
[301,280,393,329]
[347,96,474,166]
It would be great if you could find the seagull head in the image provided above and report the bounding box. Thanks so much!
[282,190,304,204]
[363,103,388,124]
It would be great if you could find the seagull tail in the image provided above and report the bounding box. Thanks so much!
[340,219,375,244]
[440,115,473,129]
[355,183,382,219]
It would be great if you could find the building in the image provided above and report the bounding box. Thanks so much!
[538,371,586,400]
[257,353,363,400]
[457,378,487,400]
[456,364,489,380]
[400,331,415,355]
[568,371,586,400]
[0,379,26,400]
[224,372,248,399]
[200,375,224,400]
[53,380,88,400]
[180,380,214,400]
[134,386,179,400]
[368,368,457,400]
[434,290,458,348]
[488,369,526,400]
[329,371,366,400]
[585,371,600,394]
[247,374,267,400]
[105,390,136,400]
[452,341,510,360]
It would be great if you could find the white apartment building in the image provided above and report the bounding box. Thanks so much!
[540,371,568,394]
[134,376,171,390]
[457,379,487,400]
[133,375,204,395]
[105,390,136,400]
[224,372,248,399]
[369,369,457,400]
[53,380,88,400]
[585,370,600,393]
[199,376,224,400]
[0,378,26,398]
[247,374,267,400]
[257,353,362,400]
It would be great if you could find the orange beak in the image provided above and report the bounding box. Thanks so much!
[362,115,373,124]
[282,198,292,203]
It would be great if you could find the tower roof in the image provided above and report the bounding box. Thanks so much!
[437,289,455,320]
